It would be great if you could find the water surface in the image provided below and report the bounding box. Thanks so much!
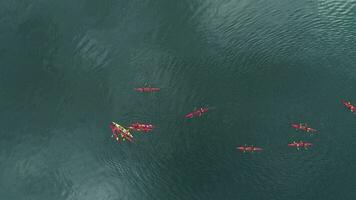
[1,0,356,199]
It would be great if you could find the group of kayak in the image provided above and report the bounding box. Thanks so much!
[237,123,316,152]
[110,85,212,143]
[109,86,158,143]
[110,121,154,143]
[109,108,209,143]
[237,99,356,152]
[110,88,356,150]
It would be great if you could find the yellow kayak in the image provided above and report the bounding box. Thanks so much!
[110,122,134,142]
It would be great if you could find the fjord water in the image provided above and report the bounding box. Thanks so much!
[1,0,356,199]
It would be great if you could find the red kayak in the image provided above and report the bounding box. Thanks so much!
[237,146,263,152]
[291,123,317,133]
[341,100,356,112]
[288,141,312,149]
[185,107,209,118]
[128,123,154,132]
[134,87,160,92]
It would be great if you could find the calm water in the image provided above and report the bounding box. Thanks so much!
[1,0,356,199]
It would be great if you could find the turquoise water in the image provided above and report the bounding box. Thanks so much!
[1,0,356,199]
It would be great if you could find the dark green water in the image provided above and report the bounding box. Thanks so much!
[1,0,356,199]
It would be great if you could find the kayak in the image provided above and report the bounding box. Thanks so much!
[288,141,312,148]
[341,99,356,112]
[291,123,317,133]
[342,99,352,108]
[110,122,134,142]
[237,146,263,152]
[185,108,209,118]
[134,87,160,92]
[128,122,154,132]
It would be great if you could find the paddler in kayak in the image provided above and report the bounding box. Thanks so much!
[302,123,313,132]
[341,100,356,112]
[134,87,160,92]
[288,141,312,150]
[128,122,154,132]
[134,83,160,92]
[291,123,317,133]
[237,145,263,152]
[349,104,356,112]
[185,107,209,118]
